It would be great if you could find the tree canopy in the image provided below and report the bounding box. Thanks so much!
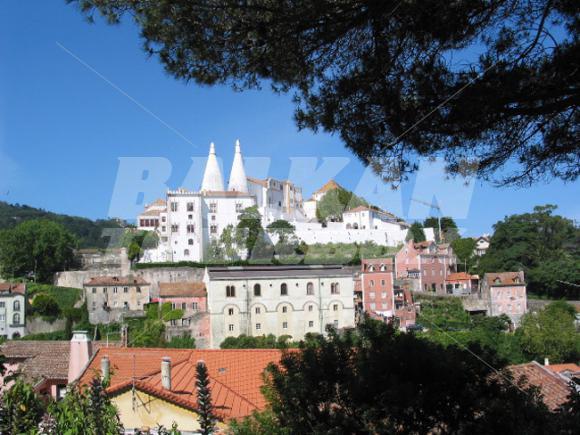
[479,204,580,298]
[0,219,78,282]
[235,318,573,433]
[424,216,460,242]
[71,0,579,186]
[315,187,368,223]
[406,222,426,242]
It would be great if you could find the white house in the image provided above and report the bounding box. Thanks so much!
[0,283,26,339]
[204,265,356,348]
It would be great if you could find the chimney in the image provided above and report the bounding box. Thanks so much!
[68,331,93,383]
[101,356,110,381]
[161,357,171,390]
[544,358,550,366]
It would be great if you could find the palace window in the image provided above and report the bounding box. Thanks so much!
[209,202,217,213]
[280,283,288,296]
[282,321,288,329]
[331,283,340,294]
[306,282,314,295]
[228,324,234,332]
[226,286,236,298]
[333,304,339,311]
[170,202,178,212]
[235,203,243,213]
[188,239,194,245]
[171,224,179,233]
[187,202,194,212]
[308,305,314,312]
[308,321,314,327]
[255,307,261,314]
[256,323,261,330]
[254,284,261,297]
[210,225,218,234]
[282,306,288,313]
[184,249,190,256]
[228,308,234,316]
[187,224,195,233]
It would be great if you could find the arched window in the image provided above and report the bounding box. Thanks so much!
[380,264,386,271]
[13,313,20,325]
[13,300,20,311]
[188,238,194,245]
[254,284,261,297]
[184,249,190,256]
[368,265,375,272]
[280,283,288,296]
[353,223,359,229]
[331,283,340,295]
[226,285,236,298]
[306,282,314,295]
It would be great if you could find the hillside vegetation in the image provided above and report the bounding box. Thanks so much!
[0,201,127,248]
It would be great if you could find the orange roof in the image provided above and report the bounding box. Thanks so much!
[0,283,26,295]
[159,282,206,298]
[545,363,580,374]
[139,208,162,217]
[485,271,525,286]
[148,198,166,207]
[79,348,282,421]
[446,272,474,282]
[508,362,572,411]
[314,179,341,194]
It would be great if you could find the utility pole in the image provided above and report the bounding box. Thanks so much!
[410,198,443,243]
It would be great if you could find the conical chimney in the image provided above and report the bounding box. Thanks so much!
[200,142,225,192]
[228,139,248,193]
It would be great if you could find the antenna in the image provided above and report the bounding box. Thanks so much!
[410,198,443,242]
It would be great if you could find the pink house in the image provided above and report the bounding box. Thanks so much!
[395,240,457,295]
[157,282,210,348]
[482,272,527,326]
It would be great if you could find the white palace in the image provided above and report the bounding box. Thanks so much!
[137,141,416,263]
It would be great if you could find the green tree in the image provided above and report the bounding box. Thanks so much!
[31,293,61,320]
[406,222,426,242]
[122,229,159,262]
[516,301,580,363]
[260,318,554,433]
[196,360,216,435]
[316,188,367,223]
[451,237,477,272]
[479,205,580,298]
[0,379,45,433]
[71,1,579,186]
[236,206,265,259]
[424,216,460,243]
[166,335,196,349]
[0,219,78,282]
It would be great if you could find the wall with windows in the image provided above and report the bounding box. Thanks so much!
[0,294,26,339]
[206,270,356,349]
[85,284,151,324]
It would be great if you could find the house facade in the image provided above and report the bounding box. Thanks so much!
[445,272,479,295]
[84,276,151,324]
[204,265,356,348]
[157,282,210,348]
[482,271,527,325]
[395,240,457,295]
[0,283,26,339]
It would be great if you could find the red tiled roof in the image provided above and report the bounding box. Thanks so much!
[314,179,341,194]
[485,271,525,286]
[159,282,206,298]
[148,199,166,207]
[508,361,572,411]
[446,272,474,282]
[78,348,282,421]
[0,283,26,295]
[545,363,580,374]
[202,191,253,197]
[84,276,149,286]
[139,209,162,217]
[0,341,117,385]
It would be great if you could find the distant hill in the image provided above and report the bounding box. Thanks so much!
[0,201,129,248]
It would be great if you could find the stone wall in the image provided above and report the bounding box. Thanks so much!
[134,267,205,298]
[25,317,67,335]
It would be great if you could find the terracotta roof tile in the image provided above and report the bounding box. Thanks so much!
[446,272,475,282]
[545,363,580,375]
[159,282,206,298]
[0,283,26,295]
[485,271,525,286]
[79,348,282,421]
[508,361,572,410]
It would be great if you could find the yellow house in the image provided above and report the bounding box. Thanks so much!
[77,347,282,433]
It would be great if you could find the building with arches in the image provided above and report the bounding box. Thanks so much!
[204,265,356,348]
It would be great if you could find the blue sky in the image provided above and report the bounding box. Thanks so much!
[0,1,578,236]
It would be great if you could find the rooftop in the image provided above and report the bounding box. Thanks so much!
[84,275,149,286]
[207,264,355,279]
[159,282,206,298]
[446,272,476,282]
[0,283,26,295]
[78,348,282,421]
[485,271,525,286]
[508,361,572,411]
